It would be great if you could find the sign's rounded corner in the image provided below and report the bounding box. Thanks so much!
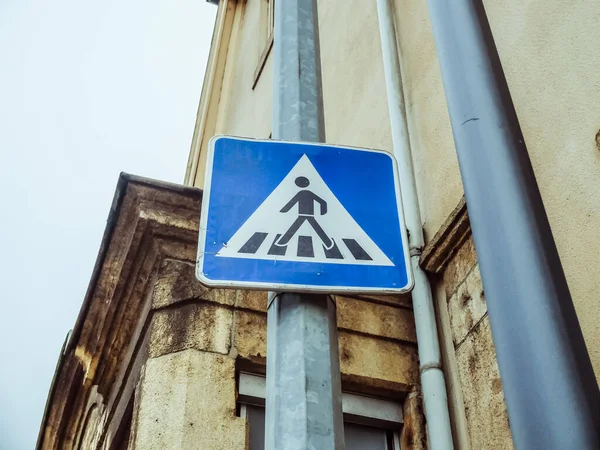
[379,149,399,166]
[195,267,215,288]
[401,273,415,294]
[208,134,228,147]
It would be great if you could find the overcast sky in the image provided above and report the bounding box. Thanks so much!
[0,0,216,447]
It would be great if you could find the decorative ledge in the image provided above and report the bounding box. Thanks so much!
[37,174,202,450]
[420,196,471,274]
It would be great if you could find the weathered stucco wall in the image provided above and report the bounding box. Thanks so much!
[216,0,273,141]
[483,0,600,373]
[134,350,247,450]
[186,0,600,447]
[317,0,393,152]
[132,258,419,449]
[195,0,460,237]
[394,0,600,375]
[440,236,513,450]
[308,0,593,375]
[392,0,463,239]
[147,258,419,388]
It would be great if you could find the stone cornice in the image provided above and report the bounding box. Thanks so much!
[420,196,472,274]
[37,174,202,450]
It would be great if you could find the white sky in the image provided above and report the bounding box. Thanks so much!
[0,0,216,447]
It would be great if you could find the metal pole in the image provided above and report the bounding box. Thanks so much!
[264,1,344,449]
[426,1,600,449]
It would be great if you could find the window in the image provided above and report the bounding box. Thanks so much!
[253,0,275,89]
[259,0,274,46]
[238,373,402,450]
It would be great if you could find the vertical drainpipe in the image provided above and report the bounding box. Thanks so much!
[376,1,454,449]
[425,1,600,448]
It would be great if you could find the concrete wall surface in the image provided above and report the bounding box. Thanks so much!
[132,259,419,449]
[134,350,248,449]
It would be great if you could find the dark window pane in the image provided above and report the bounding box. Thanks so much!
[344,422,388,450]
[245,404,391,450]
[247,405,266,450]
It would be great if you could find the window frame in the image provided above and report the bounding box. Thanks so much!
[238,372,403,450]
[252,0,275,89]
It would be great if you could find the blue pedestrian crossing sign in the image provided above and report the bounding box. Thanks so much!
[196,136,413,294]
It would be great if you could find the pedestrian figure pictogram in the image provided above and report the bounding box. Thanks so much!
[275,176,333,249]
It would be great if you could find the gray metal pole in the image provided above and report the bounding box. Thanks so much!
[426,1,600,449]
[264,0,344,449]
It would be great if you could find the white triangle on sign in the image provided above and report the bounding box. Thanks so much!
[216,154,394,266]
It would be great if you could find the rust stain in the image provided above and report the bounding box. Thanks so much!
[461,290,471,306]
[401,392,427,450]
[492,377,503,395]
[341,347,352,362]
[468,352,478,377]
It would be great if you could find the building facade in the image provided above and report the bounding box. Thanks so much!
[38,0,600,449]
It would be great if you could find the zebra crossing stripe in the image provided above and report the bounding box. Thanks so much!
[342,239,372,261]
[267,234,286,256]
[297,236,314,257]
[238,232,268,254]
[236,233,372,262]
[323,240,343,259]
